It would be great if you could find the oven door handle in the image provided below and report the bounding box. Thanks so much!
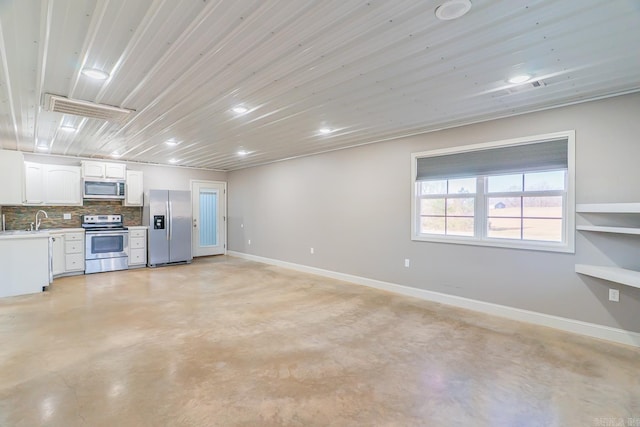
[85,232,128,237]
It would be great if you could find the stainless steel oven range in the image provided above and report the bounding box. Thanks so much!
[82,214,129,274]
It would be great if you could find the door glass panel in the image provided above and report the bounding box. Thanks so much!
[199,191,218,246]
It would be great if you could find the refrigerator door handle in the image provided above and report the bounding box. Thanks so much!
[166,201,170,241]
[169,201,173,241]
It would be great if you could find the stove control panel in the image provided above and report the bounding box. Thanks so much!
[82,214,123,225]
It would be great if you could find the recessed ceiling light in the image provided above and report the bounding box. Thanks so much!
[435,0,472,21]
[237,150,249,156]
[36,144,49,151]
[60,124,77,132]
[110,152,122,158]
[319,127,333,135]
[81,68,109,80]
[232,106,249,114]
[508,74,532,84]
[165,138,180,146]
[169,158,179,164]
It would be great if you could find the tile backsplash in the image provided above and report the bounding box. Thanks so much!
[1,201,142,230]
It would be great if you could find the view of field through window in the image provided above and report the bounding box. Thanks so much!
[418,170,566,242]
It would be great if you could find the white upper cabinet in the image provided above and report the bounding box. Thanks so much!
[24,162,82,205]
[23,161,44,204]
[105,163,126,179]
[124,170,144,206]
[44,165,82,205]
[0,150,24,205]
[82,160,126,179]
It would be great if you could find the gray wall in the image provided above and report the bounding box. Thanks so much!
[227,93,640,333]
[131,163,226,193]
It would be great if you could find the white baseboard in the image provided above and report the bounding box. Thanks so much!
[227,251,640,348]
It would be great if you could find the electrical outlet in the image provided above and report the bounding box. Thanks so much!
[310,247,314,254]
[241,223,244,228]
[63,213,71,220]
[248,239,251,245]
[609,289,620,302]
[404,259,410,268]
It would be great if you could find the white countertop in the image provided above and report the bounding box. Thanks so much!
[0,230,51,240]
[0,227,86,240]
[46,228,85,233]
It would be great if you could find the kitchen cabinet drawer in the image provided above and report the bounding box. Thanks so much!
[65,253,84,272]
[129,229,146,238]
[65,240,83,254]
[130,237,145,249]
[66,232,84,242]
[129,248,146,265]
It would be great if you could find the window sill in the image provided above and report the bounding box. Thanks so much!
[412,234,575,253]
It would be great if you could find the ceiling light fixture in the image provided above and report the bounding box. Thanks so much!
[81,68,110,80]
[59,124,77,132]
[165,138,180,146]
[169,158,179,164]
[36,144,49,151]
[508,74,532,84]
[237,150,249,156]
[435,0,472,21]
[318,127,333,135]
[232,106,249,114]
[110,152,123,158]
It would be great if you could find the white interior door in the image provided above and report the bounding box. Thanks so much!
[191,180,226,257]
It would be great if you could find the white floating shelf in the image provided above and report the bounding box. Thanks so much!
[575,264,640,289]
[576,225,640,235]
[576,203,640,213]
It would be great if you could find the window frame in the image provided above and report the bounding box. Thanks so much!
[410,131,575,253]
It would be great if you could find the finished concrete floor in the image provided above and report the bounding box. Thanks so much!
[0,256,638,426]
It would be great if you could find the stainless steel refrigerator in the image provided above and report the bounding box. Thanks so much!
[145,190,192,266]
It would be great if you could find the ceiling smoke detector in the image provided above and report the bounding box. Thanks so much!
[43,94,134,123]
[435,0,472,21]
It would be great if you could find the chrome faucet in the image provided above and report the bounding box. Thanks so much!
[35,210,48,231]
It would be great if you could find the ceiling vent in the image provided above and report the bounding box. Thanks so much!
[499,80,547,96]
[43,94,134,123]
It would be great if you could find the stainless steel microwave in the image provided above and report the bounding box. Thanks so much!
[83,179,126,199]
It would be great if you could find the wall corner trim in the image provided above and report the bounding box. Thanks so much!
[227,251,640,348]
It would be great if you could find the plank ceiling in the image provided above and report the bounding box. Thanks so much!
[0,0,639,170]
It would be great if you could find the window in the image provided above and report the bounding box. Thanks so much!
[411,131,575,252]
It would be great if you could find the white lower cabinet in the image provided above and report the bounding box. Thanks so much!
[51,233,66,276]
[128,228,147,267]
[51,230,85,277]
